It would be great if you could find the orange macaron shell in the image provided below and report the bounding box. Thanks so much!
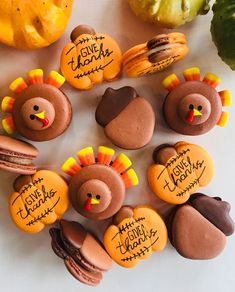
[103,205,168,268]
[9,170,70,233]
[60,26,122,90]
[148,142,214,205]
[123,33,188,78]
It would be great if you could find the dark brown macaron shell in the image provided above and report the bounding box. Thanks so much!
[168,194,234,260]
[13,84,72,142]
[49,220,112,286]
[0,135,38,174]
[163,81,222,135]
[190,193,234,236]
[69,164,125,220]
[95,86,155,149]
[96,87,137,127]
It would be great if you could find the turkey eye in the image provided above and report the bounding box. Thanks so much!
[87,193,92,198]
[96,195,101,200]
[33,105,39,111]
[30,115,35,120]
[189,104,194,110]
[198,105,203,111]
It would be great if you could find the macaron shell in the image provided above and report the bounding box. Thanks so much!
[61,32,122,90]
[172,205,227,260]
[103,222,142,268]
[190,195,235,236]
[133,206,168,252]
[65,257,102,286]
[80,233,112,272]
[95,33,122,81]
[61,42,93,90]
[13,84,72,141]
[0,135,38,157]
[9,170,69,233]
[175,142,214,186]
[123,33,188,77]
[163,81,222,135]
[0,162,37,175]
[69,164,125,220]
[148,142,214,205]
[122,43,147,66]
[103,206,167,268]
[95,86,137,127]
[60,219,87,249]
[104,97,155,149]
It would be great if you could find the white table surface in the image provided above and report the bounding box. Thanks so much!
[0,1,235,291]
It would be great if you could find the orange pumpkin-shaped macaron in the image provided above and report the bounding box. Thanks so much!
[148,142,214,205]
[60,25,122,90]
[104,206,168,268]
[0,0,73,50]
[9,170,70,233]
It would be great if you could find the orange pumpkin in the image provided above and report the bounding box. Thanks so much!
[9,170,70,233]
[0,0,73,50]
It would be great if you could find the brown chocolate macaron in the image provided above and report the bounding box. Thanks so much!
[0,135,38,174]
[95,87,155,150]
[168,193,234,260]
[1,69,72,142]
[49,220,112,286]
[162,67,232,135]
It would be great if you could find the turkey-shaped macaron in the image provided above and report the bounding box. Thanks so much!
[1,69,72,141]
[148,141,214,205]
[162,67,232,135]
[95,86,155,149]
[61,146,139,220]
[168,193,234,260]
[49,220,112,286]
[104,205,168,268]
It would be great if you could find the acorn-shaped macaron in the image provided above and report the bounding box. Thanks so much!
[168,193,234,259]
[95,87,155,150]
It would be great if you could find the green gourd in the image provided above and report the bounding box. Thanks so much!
[128,0,210,28]
[211,0,235,70]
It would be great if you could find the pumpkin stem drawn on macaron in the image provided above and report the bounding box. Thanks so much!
[162,67,232,135]
[148,142,214,205]
[95,86,155,150]
[61,146,139,220]
[123,33,189,78]
[60,24,122,90]
[9,170,70,233]
[168,193,234,259]
[1,69,72,142]
[103,205,168,268]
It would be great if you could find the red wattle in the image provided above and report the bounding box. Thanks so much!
[186,110,194,123]
[36,117,49,128]
[85,198,92,211]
